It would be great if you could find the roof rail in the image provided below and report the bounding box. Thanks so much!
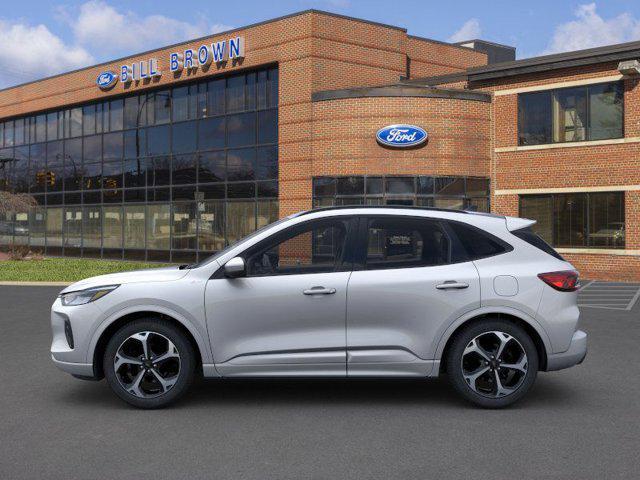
[296,205,504,217]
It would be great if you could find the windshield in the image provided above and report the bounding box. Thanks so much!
[191,215,294,268]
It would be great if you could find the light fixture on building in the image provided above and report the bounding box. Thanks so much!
[617,60,640,75]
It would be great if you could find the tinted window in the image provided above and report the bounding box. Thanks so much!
[246,220,348,276]
[448,221,509,261]
[512,227,564,261]
[365,217,450,270]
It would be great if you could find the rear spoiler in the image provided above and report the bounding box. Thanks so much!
[505,216,536,232]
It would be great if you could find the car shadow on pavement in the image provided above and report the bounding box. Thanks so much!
[52,374,582,411]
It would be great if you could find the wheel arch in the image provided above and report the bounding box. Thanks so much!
[435,308,550,375]
[90,308,211,380]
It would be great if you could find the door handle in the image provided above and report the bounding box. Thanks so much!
[436,281,469,290]
[303,286,337,295]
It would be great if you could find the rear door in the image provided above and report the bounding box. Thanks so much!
[345,215,481,376]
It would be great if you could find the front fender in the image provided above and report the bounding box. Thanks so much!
[86,303,214,366]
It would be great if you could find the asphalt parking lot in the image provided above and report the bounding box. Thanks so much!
[0,285,638,480]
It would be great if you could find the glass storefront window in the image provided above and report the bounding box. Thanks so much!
[226,201,255,244]
[83,206,101,248]
[64,207,83,248]
[103,206,123,249]
[172,202,197,250]
[313,176,489,213]
[124,205,146,249]
[2,67,278,258]
[29,207,46,247]
[198,200,225,252]
[147,204,171,250]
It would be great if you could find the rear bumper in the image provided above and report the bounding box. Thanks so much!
[545,330,587,371]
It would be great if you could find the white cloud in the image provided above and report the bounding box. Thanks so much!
[68,1,232,57]
[0,20,93,88]
[448,18,481,43]
[542,3,640,54]
[0,1,235,88]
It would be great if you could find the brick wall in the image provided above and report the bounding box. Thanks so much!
[304,95,491,213]
[406,37,487,79]
[481,64,640,281]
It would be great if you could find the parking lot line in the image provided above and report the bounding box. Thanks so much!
[577,281,640,311]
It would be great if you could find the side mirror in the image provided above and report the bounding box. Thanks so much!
[223,256,246,278]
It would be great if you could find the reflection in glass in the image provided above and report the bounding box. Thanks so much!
[103,206,123,248]
[124,205,145,249]
[64,207,83,248]
[226,201,255,244]
[198,200,225,251]
[172,202,197,250]
[83,206,101,248]
[147,204,170,250]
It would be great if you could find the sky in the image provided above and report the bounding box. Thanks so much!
[1,0,640,88]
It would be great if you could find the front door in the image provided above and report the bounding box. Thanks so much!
[205,217,355,376]
[346,215,481,376]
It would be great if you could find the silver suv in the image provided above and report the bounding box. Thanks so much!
[50,207,587,408]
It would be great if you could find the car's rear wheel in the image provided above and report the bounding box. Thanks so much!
[446,319,538,408]
[103,319,196,409]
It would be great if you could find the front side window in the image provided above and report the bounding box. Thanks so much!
[365,217,450,270]
[246,219,349,276]
[518,82,623,145]
[520,192,625,248]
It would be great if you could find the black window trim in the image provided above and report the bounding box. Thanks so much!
[213,215,358,279]
[443,218,514,262]
[517,80,625,147]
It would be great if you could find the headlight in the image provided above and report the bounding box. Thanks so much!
[60,285,119,306]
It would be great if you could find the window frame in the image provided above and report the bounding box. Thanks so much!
[237,216,357,278]
[517,81,624,146]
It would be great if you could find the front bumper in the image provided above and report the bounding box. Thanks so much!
[545,330,587,371]
[51,355,95,377]
[50,298,103,378]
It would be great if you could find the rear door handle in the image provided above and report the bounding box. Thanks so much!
[436,281,469,290]
[303,286,337,295]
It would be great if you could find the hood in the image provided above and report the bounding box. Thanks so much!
[60,266,190,294]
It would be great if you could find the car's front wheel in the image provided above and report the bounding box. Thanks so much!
[103,319,196,409]
[446,319,539,408]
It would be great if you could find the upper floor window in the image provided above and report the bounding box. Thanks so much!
[518,81,623,146]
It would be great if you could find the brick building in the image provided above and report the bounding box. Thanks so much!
[0,10,638,280]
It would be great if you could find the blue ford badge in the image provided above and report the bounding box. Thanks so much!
[376,124,428,148]
[96,71,118,90]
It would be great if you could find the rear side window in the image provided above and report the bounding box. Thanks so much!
[448,221,511,261]
[512,227,565,260]
[365,217,450,270]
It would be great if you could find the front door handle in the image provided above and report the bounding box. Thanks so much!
[436,281,469,290]
[303,286,337,295]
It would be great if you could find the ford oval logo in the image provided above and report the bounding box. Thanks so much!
[376,124,428,148]
[96,71,118,90]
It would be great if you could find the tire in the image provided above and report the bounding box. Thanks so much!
[103,318,196,409]
[446,318,539,408]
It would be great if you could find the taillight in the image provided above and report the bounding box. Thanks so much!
[537,270,580,292]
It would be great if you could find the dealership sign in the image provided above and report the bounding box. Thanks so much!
[376,124,428,148]
[96,36,245,89]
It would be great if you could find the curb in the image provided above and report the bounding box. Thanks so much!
[0,281,72,287]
